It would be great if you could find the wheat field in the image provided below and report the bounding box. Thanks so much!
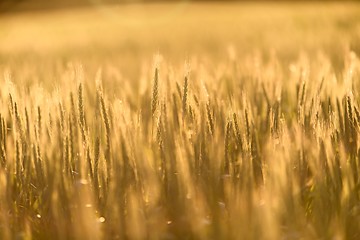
[1,2,360,240]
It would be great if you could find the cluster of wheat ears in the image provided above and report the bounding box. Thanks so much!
[0,51,360,239]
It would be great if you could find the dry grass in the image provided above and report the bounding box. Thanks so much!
[1,2,360,240]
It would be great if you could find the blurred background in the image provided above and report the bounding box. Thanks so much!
[0,0,352,13]
[1,0,360,79]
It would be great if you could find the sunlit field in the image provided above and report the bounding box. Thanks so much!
[1,2,360,239]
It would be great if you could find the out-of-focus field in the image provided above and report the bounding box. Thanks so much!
[2,3,360,240]
[1,2,359,52]
[1,2,360,77]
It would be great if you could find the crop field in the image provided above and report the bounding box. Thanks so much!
[1,2,360,239]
